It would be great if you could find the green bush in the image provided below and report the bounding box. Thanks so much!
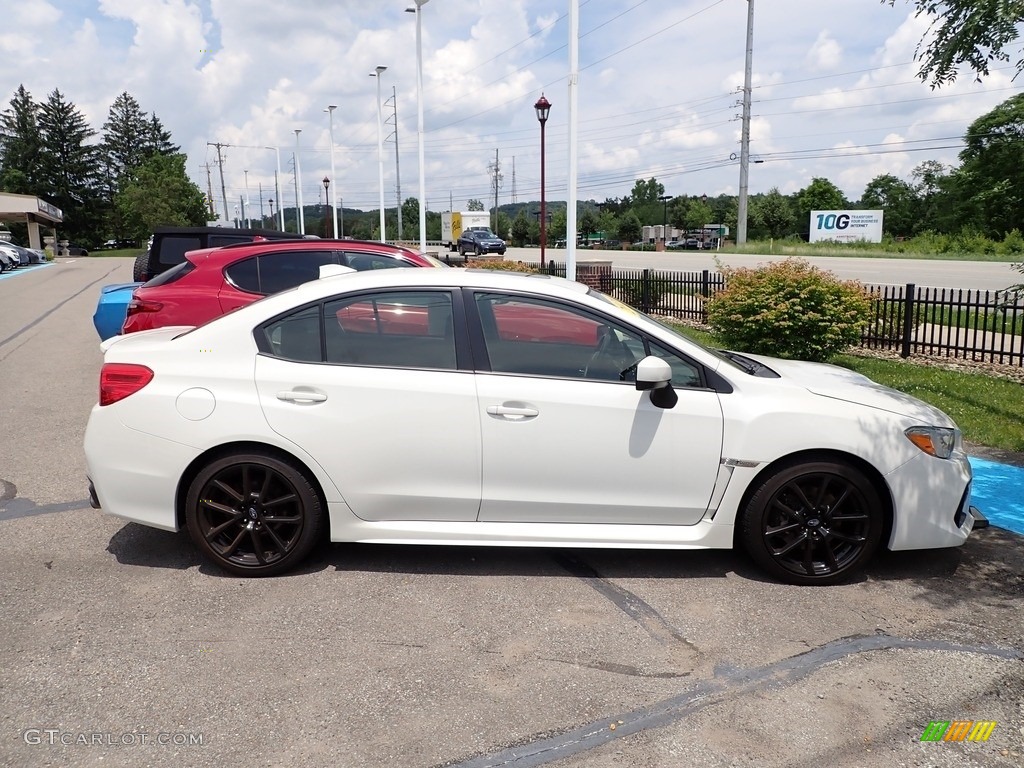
[613,276,675,309]
[705,258,872,362]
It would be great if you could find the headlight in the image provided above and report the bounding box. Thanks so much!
[905,426,959,459]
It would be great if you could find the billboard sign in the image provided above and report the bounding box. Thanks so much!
[809,210,883,243]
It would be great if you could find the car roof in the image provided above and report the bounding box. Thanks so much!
[184,238,424,267]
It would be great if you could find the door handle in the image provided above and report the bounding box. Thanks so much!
[276,390,327,403]
[486,405,539,419]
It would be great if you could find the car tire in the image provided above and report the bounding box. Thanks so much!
[738,459,884,586]
[185,451,325,577]
[475,245,482,256]
[132,252,149,282]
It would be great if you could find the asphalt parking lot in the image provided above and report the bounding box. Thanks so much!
[1,257,1022,768]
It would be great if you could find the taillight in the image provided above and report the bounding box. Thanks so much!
[126,298,164,315]
[99,363,154,406]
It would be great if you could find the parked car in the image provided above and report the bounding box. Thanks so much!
[457,229,506,256]
[666,240,686,250]
[0,243,19,271]
[85,268,978,583]
[64,243,89,256]
[118,238,445,337]
[102,239,136,250]
[132,225,301,282]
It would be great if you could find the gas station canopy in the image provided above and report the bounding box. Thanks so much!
[0,192,63,249]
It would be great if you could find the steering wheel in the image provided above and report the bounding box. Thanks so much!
[583,327,635,380]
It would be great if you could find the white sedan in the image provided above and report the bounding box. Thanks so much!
[84,268,977,585]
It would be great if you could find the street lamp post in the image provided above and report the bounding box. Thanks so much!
[407,0,430,254]
[534,93,551,269]
[243,169,251,228]
[371,66,388,242]
[266,146,284,231]
[269,198,275,228]
[326,105,339,239]
[323,177,331,237]
[294,129,305,235]
[658,194,671,248]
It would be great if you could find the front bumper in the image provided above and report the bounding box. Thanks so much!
[887,451,975,550]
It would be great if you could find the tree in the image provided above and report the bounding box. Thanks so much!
[616,211,642,243]
[143,113,178,156]
[683,198,714,233]
[494,210,512,239]
[114,153,207,240]
[750,187,795,239]
[101,92,149,197]
[549,208,567,242]
[884,1,1024,87]
[466,198,484,211]
[955,92,1024,235]
[37,89,102,244]
[578,209,598,244]
[860,174,918,236]
[401,197,419,231]
[795,177,847,237]
[510,208,531,246]
[0,85,43,195]
[911,160,960,232]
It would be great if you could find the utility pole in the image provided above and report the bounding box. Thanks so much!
[200,163,216,219]
[207,142,229,225]
[737,0,755,245]
[511,156,516,204]
[488,149,502,233]
[386,86,403,239]
[291,153,299,234]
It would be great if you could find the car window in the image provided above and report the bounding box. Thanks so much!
[342,251,414,271]
[262,305,322,363]
[143,260,195,287]
[157,236,201,267]
[648,341,703,388]
[227,250,340,295]
[474,293,645,382]
[323,291,456,369]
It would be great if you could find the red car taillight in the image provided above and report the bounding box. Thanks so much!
[126,298,164,315]
[99,363,154,406]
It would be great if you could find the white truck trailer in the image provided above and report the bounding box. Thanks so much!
[441,211,492,251]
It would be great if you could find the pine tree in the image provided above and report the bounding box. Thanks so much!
[37,89,101,242]
[101,91,149,198]
[0,85,43,195]
[144,113,179,157]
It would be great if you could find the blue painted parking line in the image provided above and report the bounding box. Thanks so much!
[0,263,53,280]
[969,457,1024,536]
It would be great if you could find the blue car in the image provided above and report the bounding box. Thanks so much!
[93,282,143,340]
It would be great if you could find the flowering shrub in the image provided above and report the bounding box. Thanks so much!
[705,258,872,362]
[469,260,539,273]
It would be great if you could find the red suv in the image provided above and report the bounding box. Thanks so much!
[122,239,446,335]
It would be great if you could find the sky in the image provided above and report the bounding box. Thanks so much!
[1,0,1021,222]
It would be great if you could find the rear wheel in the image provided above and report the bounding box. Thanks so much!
[132,252,149,282]
[739,460,883,585]
[185,451,324,576]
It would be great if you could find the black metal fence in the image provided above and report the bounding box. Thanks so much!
[471,257,1024,368]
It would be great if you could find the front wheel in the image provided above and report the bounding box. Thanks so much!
[185,451,324,576]
[739,460,884,585]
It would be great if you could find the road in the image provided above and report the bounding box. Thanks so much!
[1,257,1022,768]
[498,247,1020,291]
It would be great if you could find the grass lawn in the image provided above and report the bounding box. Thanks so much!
[88,248,145,258]
[666,322,1024,453]
[726,241,1023,263]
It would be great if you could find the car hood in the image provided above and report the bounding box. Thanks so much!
[100,325,194,354]
[740,353,956,426]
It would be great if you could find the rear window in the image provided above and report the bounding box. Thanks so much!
[143,260,195,287]
[156,237,201,267]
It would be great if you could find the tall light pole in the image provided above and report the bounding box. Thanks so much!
[294,129,305,235]
[534,93,551,269]
[407,0,429,254]
[323,177,331,236]
[266,146,284,231]
[737,0,755,245]
[658,194,671,247]
[243,169,251,227]
[370,66,388,242]
[325,105,340,239]
[389,86,403,239]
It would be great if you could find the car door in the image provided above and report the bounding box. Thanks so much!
[469,291,724,526]
[254,288,482,522]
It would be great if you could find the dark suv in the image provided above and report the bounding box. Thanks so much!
[457,228,506,256]
[132,226,299,282]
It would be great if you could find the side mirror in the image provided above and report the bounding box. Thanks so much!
[635,356,677,409]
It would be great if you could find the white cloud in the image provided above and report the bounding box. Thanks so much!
[807,31,842,70]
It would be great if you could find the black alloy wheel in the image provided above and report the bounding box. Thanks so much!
[185,452,323,576]
[740,460,883,585]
